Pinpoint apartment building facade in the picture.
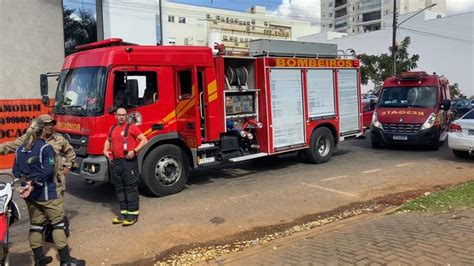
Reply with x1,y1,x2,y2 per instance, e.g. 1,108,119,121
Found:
162,2,318,52
321,0,446,35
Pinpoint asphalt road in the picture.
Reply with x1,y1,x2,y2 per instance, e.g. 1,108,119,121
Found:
5,134,474,265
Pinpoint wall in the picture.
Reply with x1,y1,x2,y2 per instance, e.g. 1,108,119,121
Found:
102,0,158,44
0,0,64,99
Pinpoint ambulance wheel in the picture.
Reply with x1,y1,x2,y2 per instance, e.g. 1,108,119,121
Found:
305,127,334,164
141,144,190,197
371,139,381,149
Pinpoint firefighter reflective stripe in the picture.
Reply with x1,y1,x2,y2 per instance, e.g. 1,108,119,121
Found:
30,224,44,233
127,211,139,215
53,222,65,229
120,210,128,214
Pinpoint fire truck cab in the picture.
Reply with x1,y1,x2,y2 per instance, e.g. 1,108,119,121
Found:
370,71,451,150
41,38,363,196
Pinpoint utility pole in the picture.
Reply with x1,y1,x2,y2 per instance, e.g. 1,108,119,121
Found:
392,0,397,76
159,0,163,45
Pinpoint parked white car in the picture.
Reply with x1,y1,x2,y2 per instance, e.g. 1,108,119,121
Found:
448,109,474,158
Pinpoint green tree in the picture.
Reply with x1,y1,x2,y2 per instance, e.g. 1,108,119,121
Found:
449,83,462,98
63,7,97,56
360,37,420,93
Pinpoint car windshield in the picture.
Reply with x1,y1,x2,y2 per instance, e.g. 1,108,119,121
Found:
462,110,474,119
379,86,437,108
53,67,107,116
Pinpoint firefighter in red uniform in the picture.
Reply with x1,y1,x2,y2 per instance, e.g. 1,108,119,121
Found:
103,107,148,226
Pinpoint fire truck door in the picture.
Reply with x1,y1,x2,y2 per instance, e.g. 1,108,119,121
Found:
175,67,200,148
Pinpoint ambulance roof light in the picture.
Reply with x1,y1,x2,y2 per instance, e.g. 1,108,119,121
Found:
75,38,137,52
399,71,428,81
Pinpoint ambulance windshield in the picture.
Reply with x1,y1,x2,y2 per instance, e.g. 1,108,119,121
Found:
53,67,107,116
379,86,437,108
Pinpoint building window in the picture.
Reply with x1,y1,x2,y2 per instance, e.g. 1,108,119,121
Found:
168,16,175,23
362,11,381,22
62,0,99,56
179,17,186,23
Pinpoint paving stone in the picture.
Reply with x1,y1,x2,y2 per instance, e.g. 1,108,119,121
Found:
218,208,474,265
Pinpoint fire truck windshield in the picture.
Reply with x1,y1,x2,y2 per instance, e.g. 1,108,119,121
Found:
379,86,437,108
53,67,107,116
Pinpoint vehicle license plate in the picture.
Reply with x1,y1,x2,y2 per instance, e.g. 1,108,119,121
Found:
393,135,408,141
468,130,474,135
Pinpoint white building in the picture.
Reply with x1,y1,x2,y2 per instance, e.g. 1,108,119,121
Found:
321,0,446,35
300,11,474,96
100,1,319,51
161,2,319,51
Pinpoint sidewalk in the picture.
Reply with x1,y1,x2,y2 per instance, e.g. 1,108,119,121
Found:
212,208,474,265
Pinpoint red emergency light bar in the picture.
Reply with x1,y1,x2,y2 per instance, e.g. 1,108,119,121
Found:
75,38,137,52
398,71,429,81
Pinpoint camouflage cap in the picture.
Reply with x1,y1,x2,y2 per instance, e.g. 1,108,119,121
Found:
37,114,57,125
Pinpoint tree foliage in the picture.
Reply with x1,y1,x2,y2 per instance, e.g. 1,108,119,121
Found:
360,37,420,93
449,83,463,98
63,7,97,56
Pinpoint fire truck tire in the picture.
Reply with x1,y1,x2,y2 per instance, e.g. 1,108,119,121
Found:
304,127,334,164
141,144,190,197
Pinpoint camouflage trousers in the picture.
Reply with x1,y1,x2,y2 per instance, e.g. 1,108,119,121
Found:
26,198,68,250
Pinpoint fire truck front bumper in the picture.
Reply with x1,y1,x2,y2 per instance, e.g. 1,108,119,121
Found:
370,126,439,145
70,155,110,182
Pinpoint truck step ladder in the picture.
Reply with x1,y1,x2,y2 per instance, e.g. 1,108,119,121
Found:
229,152,268,162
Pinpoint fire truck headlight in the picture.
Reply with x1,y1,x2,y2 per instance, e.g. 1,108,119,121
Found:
371,112,383,129
421,113,437,130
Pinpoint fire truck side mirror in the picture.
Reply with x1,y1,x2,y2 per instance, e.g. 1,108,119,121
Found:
441,99,451,111
41,95,50,106
369,99,377,111
125,80,139,107
40,74,48,97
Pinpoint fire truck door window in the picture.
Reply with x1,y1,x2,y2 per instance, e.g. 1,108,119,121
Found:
113,71,158,107
178,70,193,99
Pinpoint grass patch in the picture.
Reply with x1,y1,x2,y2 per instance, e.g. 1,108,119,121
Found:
398,181,474,212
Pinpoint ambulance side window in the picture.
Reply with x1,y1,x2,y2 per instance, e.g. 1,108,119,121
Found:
178,70,193,99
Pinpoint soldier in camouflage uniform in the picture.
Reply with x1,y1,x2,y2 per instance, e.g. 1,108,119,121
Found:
0,114,75,196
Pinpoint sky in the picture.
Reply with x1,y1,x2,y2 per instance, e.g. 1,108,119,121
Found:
169,0,474,25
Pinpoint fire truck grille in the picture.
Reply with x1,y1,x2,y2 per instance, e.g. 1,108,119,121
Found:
382,123,422,134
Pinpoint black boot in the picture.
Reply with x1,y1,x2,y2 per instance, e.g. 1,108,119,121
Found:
32,247,52,266
58,246,86,266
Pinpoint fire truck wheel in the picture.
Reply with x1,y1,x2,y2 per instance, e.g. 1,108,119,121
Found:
141,144,190,197
305,127,334,164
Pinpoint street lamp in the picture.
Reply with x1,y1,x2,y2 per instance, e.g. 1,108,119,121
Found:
392,2,437,76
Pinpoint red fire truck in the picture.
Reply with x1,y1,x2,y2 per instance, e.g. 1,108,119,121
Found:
40,38,363,196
